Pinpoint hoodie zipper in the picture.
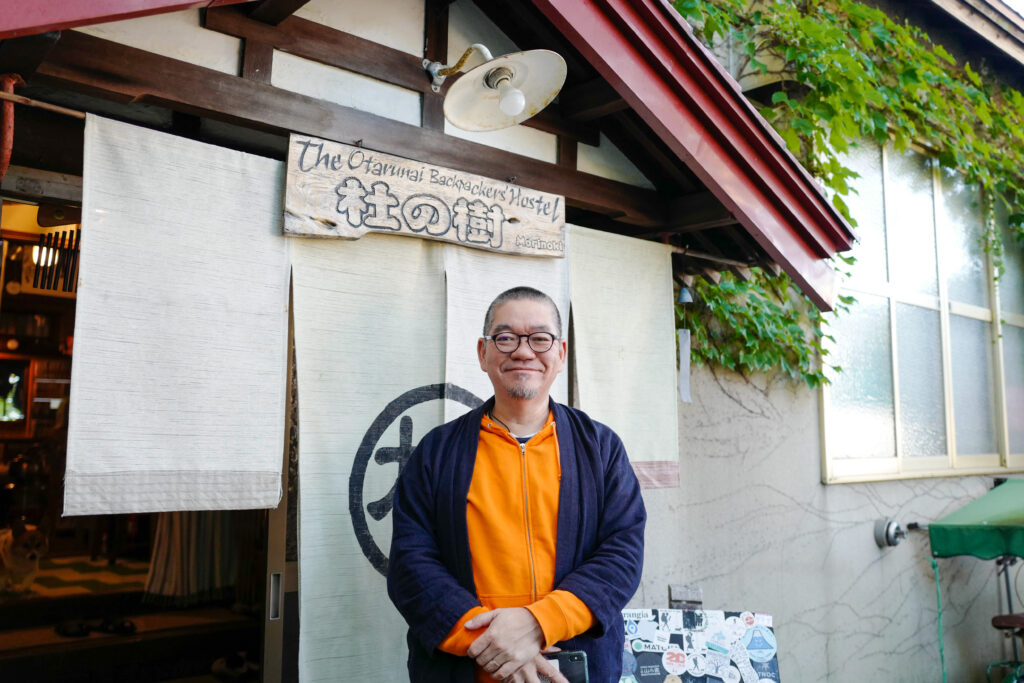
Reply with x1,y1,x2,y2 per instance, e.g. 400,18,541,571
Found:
519,440,538,603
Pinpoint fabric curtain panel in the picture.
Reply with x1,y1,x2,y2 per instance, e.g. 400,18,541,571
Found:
291,235,448,681
568,225,678,465
65,115,290,515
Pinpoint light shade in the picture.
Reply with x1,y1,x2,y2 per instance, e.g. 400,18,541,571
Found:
444,49,567,132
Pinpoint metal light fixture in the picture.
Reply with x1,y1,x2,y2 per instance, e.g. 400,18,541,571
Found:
424,44,567,132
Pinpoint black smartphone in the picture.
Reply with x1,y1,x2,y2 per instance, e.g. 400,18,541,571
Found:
541,650,588,683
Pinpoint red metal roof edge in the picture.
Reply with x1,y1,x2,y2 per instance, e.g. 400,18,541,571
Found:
0,0,249,40
532,0,856,311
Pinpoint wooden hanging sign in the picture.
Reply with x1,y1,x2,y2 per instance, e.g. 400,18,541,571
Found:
284,134,565,257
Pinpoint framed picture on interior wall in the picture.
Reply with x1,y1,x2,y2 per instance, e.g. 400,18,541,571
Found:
0,354,33,438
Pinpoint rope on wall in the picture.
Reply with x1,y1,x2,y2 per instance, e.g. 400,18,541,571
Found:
931,557,948,683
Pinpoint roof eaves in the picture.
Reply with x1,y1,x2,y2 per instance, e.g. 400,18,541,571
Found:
531,0,856,311
929,0,1024,68
0,0,250,40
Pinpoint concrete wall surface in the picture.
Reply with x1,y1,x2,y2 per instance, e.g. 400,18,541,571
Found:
634,364,1018,682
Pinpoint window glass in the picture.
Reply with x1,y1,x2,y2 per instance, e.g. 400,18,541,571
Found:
843,143,888,285
938,167,988,307
950,315,997,454
887,147,938,296
895,303,946,456
1004,324,1024,454
998,201,1024,316
827,293,896,459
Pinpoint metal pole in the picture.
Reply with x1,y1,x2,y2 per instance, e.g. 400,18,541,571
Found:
1000,555,1020,663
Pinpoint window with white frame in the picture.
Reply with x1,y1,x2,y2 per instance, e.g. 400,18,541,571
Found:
822,141,1024,483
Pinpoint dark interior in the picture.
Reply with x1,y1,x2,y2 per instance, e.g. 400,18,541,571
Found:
0,200,266,683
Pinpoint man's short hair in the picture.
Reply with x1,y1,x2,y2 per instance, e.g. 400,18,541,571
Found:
482,286,562,337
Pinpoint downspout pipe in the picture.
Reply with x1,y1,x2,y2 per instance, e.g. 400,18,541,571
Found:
0,73,26,184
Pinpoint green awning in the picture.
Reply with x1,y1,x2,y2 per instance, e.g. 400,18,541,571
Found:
929,479,1024,560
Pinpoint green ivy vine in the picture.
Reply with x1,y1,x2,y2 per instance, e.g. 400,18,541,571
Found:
671,0,1024,387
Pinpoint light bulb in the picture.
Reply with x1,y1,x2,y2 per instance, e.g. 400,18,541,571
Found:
31,246,58,266
497,80,526,117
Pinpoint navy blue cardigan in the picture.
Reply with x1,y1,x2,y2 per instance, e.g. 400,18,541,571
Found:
387,398,646,683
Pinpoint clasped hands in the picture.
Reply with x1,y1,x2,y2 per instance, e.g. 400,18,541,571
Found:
465,608,569,683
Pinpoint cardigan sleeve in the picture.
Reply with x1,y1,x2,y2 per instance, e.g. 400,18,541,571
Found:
554,426,646,640
387,434,483,653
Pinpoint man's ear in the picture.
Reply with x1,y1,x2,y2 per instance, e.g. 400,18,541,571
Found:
477,337,487,371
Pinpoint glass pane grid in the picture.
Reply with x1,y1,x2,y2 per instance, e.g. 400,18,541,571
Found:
824,293,896,460
895,303,947,458
885,145,939,297
1003,324,1024,454
949,314,998,455
823,142,1022,482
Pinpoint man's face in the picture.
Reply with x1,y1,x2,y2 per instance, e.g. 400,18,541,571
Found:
477,298,566,402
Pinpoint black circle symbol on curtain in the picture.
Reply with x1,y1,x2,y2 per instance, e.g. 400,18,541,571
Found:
349,383,482,576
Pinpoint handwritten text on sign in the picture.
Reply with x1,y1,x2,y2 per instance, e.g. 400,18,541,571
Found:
284,135,565,257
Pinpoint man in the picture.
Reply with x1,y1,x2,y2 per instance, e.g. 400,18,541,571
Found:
388,286,646,683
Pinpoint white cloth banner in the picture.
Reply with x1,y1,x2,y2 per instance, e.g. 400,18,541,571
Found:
292,235,468,682
678,329,692,403
569,225,678,461
66,115,289,515
442,245,569,421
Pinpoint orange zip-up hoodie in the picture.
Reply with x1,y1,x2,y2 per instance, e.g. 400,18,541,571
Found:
438,413,594,681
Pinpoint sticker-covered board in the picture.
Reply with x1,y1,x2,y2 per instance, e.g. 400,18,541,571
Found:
620,608,780,683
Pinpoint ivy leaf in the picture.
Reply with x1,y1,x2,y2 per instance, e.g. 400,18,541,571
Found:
831,194,851,220
977,101,993,127
792,117,815,135
868,22,891,42
965,63,982,87
780,128,802,154
933,44,956,65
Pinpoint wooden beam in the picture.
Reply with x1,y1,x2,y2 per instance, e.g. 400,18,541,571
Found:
520,108,598,146
422,0,449,130
557,136,576,168
241,39,273,83
204,6,594,143
669,191,734,230
205,7,430,94
560,78,627,121
10,107,84,177
684,230,753,281
668,245,750,270
0,0,250,40
0,32,62,79
248,0,312,26
0,165,82,205
36,31,668,226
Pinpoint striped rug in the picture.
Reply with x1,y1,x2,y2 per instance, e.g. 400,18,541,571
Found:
29,556,148,597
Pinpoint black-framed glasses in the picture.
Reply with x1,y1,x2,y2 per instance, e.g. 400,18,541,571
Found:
483,332,558,354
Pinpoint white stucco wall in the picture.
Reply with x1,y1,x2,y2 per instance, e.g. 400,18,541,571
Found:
635,364,1014,682
578,134,655,190
294,0,424,56
77,9,241,75
271,52,422,127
